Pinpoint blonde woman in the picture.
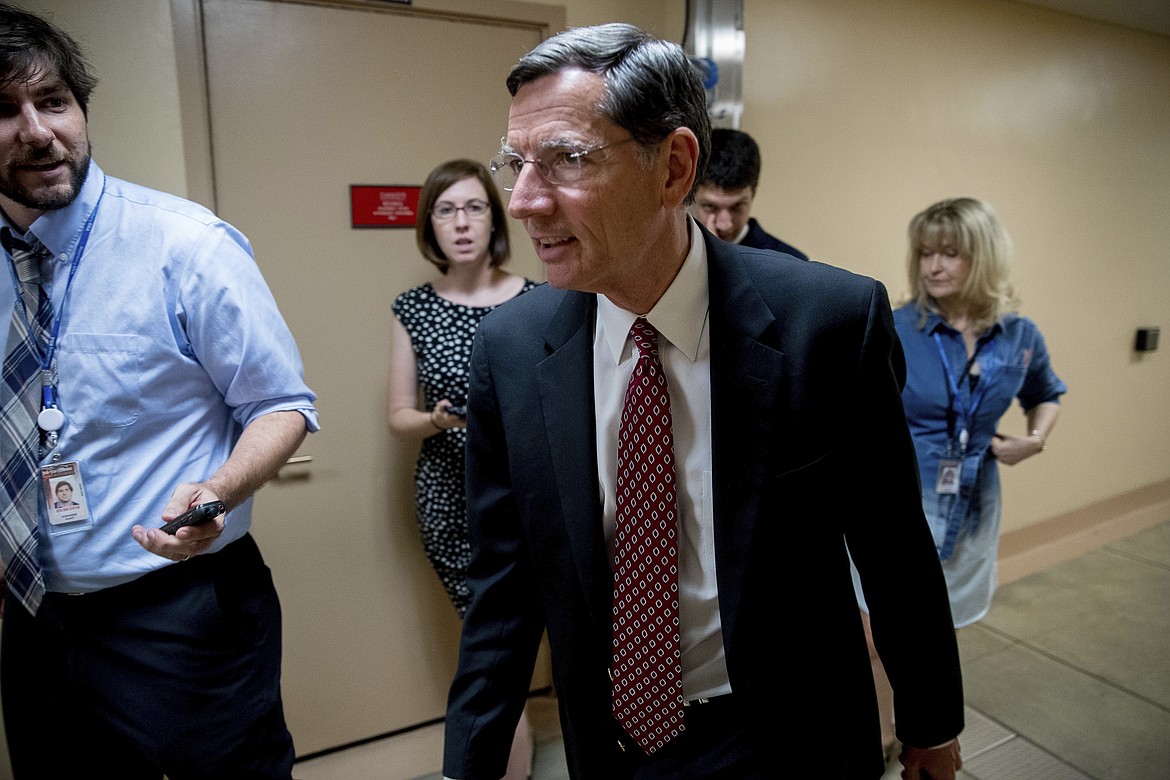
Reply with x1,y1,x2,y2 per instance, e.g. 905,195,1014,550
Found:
861,197,1066,757
894,196,1064,623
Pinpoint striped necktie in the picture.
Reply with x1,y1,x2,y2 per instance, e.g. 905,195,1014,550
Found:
0,233,52,614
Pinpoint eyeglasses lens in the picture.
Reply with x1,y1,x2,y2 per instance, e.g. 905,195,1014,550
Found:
432,201,490,220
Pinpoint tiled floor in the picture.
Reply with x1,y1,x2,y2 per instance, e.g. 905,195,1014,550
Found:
951,519,1170,780
294,520,1170,780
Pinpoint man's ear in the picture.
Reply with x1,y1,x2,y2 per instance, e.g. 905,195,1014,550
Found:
661,128,700,209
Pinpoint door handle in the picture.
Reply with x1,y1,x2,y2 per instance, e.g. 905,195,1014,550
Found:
272,454,313,483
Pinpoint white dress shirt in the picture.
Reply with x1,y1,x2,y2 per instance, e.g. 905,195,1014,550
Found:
593,219,731,701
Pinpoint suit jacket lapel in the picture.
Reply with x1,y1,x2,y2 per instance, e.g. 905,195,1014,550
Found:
706,234,788,649
536,291,611,627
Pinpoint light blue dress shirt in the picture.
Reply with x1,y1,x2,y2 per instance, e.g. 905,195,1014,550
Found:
0,161,318,593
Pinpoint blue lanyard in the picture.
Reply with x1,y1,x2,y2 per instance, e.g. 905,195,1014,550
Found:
932,329,996,453
4,183,106,410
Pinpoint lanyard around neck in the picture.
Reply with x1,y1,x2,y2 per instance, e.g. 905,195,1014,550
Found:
932,328,996,452
3,184,106,384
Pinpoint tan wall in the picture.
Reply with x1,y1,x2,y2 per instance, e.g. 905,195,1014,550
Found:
16,0,1170,559
18,0,189,198
559,0,682,35
738,0,1170,532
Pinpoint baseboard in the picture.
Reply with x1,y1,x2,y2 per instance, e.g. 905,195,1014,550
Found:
997,477,1170,585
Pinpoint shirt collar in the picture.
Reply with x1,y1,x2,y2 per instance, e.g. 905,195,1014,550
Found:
924,307,1007,338
0,226,25,254
732,221,750,245
923,309,950,335
597,217,709,364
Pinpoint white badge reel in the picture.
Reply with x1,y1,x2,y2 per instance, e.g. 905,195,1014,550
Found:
38,407,65,432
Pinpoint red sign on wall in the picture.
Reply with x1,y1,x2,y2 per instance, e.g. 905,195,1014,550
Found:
351,184,421,228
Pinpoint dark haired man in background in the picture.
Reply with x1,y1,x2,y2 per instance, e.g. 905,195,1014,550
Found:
692,127,809,260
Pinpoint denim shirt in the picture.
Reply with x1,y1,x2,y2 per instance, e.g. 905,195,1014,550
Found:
0,161,318,592
894,303,1066,559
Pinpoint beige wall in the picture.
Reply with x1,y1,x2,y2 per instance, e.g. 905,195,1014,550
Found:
560,0,682,36
738,0,1170,532
18,0,189,197
15,0,1169,541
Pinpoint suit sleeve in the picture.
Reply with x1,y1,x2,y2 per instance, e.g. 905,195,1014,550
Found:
845,281,965,748
442,324,545,780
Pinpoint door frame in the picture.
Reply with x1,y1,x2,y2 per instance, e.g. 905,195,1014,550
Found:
168,0,565,210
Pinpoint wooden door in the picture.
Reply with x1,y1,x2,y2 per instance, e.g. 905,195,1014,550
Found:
199,0,548,754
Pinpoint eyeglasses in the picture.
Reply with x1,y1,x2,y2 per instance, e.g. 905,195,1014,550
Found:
431,200,491,221
489,136,637,192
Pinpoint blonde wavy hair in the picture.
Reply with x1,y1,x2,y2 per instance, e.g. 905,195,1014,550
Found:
906,196,1020,332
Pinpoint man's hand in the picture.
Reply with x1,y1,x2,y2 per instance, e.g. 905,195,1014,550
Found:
130,482,226,563
128,411,307,563
900,739,961,780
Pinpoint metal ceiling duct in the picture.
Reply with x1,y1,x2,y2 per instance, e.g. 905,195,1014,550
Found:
684,0,745,129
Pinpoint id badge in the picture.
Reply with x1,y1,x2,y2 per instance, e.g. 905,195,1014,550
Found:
936,459,962,495
40,461,93,529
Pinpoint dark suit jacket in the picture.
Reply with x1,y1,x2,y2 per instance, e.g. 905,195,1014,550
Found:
443,230,963,779
742,216,809,261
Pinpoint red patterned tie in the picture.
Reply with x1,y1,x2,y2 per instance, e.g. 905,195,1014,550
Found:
611,317,684,754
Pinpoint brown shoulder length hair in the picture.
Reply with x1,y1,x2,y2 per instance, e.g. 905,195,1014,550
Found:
415,159,510,273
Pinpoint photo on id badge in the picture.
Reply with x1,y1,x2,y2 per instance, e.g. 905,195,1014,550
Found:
936,460,961,495
41,462,93,531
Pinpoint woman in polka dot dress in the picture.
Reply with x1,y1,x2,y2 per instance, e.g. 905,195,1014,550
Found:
387,159,536,778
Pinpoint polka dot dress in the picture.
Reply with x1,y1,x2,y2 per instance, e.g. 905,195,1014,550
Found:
391,280,536,616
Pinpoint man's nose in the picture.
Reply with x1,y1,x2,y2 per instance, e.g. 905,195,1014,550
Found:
507,165,554,219
16,104,54,146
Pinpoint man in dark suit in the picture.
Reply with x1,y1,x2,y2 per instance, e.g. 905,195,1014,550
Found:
443,23,963,780
691,128,810,260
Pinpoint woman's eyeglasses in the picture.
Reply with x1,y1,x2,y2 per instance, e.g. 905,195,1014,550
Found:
431,200,491,221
